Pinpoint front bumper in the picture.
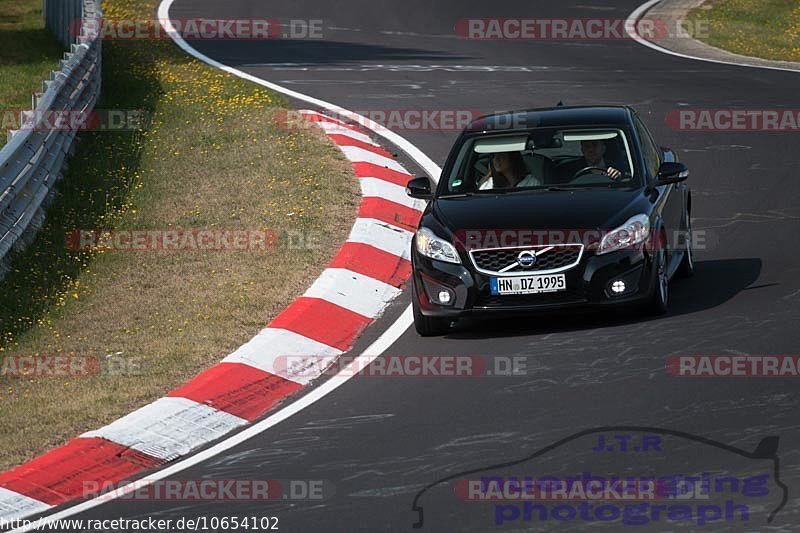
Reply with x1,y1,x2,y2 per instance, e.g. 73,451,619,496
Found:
412,246,656,318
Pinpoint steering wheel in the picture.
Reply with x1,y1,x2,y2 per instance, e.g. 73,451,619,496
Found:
572,166,611,179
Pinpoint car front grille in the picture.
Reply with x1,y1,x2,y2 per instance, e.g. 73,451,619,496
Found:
469,244,583,275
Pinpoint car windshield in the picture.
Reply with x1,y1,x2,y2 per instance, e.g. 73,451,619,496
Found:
442,128,637,195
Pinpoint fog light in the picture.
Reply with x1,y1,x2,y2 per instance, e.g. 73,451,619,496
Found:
611,280,626,294
420,273,456,306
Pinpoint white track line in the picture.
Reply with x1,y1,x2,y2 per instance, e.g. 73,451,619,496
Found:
626,0,800,74
8,1,442,529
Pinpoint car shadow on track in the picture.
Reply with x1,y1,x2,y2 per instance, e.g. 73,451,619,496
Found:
445,258,762,339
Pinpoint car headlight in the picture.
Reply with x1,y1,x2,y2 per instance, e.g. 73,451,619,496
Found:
415,227,461,264
598,214,651,255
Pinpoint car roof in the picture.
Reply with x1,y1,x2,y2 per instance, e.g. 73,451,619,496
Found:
465,105,633,133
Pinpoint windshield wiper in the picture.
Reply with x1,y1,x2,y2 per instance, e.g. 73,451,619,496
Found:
546,186,592,191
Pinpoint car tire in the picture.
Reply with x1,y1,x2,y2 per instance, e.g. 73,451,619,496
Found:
412,293,451,336
676,211,695,279
647,235,669,315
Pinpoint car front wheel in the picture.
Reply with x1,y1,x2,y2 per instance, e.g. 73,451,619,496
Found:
647,239,669,315
676,210,695,278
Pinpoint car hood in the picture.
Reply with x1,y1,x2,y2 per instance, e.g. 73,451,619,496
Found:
432,189,650,234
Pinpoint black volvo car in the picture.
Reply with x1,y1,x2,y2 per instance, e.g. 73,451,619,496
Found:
406,106,693,335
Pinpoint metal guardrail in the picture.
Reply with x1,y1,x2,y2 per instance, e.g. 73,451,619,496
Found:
0,0,102,278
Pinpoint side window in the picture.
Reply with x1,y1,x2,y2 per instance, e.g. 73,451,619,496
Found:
634,116,660,179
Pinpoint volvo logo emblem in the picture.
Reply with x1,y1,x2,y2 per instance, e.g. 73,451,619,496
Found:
517,251,537,268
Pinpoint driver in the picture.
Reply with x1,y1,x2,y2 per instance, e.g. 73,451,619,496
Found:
560,140,624,181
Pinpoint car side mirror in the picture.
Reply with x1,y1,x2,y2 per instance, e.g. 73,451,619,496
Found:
655,162,689,185
406,176,433,200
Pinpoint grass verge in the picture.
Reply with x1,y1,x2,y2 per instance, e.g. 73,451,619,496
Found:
687,0,800,62
0,0,360,471
0,0,63,146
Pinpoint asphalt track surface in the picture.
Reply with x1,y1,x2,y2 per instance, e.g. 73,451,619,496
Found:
43,0,800,531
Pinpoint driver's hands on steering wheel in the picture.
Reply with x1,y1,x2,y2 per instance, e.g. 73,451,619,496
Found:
572,166,626,181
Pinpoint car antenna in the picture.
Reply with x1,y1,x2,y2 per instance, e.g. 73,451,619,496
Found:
556,100,565,107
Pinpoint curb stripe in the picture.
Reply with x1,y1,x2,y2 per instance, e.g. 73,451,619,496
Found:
358,197,423,231
0,487,52,520
359,177,424,211
82,398,248,462
222,327,343,384
329,242,412,287
315,121,374,144
0,438,163,506
269,297,373,352
339,145,409,173
353,162,414,186
298,109,352,128
347,217,414,259
328,134,393,157
303,268,402,319
167,363,303,422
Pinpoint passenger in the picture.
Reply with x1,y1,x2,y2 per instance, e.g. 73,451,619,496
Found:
482,151,541,189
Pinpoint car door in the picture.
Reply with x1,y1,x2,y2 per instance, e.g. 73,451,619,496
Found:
634,114,683,265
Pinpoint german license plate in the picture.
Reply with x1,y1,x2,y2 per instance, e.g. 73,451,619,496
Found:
490,274,566,295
